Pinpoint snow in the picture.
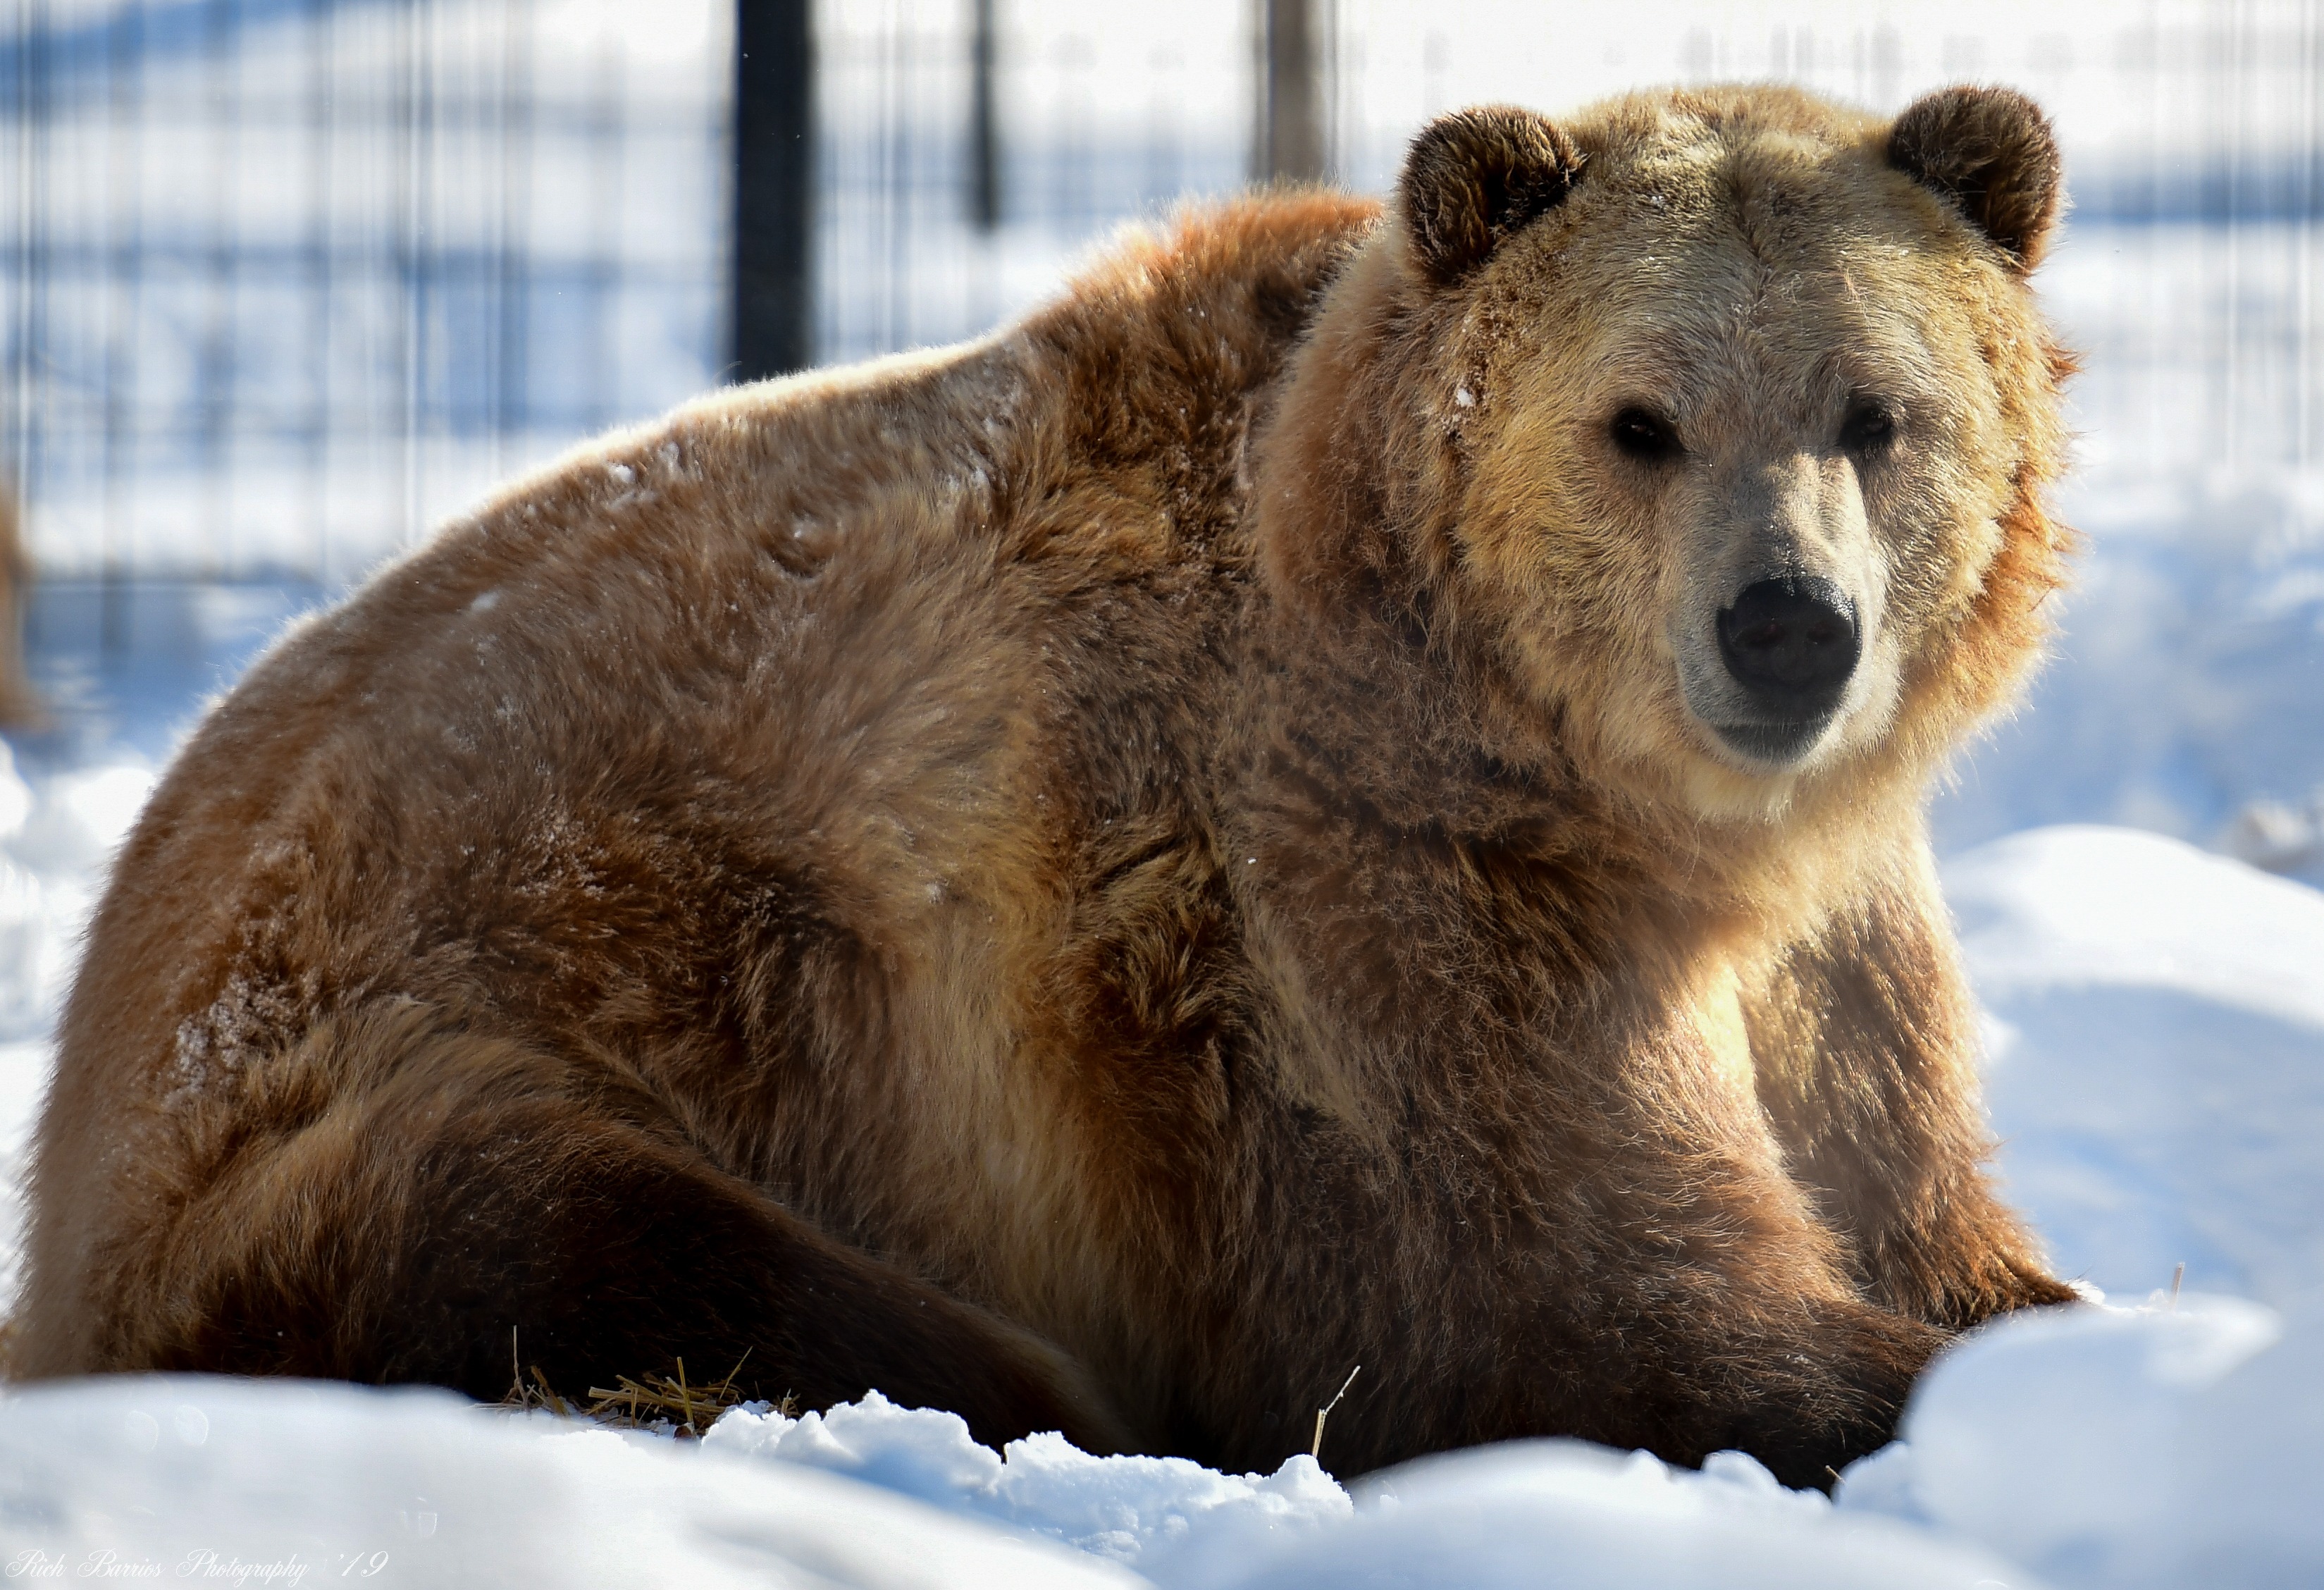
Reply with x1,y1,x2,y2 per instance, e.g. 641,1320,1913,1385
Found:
1929,475,2324,877
1841,1294,2324,1590
1948,827,2324,1309
0,1376,1144,1589
701,1393,1353,1577
1219,1445,2027,1590
704,1398,2041,1589
0,1377,2039,1589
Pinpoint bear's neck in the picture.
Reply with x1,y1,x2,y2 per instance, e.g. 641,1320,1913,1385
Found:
1226,583,1884,925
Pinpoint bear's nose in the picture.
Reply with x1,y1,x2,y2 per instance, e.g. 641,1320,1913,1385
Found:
1715,577,1860,717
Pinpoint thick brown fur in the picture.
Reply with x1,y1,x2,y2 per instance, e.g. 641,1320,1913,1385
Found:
20,85,2079,1489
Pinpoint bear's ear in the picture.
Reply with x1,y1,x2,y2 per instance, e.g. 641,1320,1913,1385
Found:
1887,86,2063,273
1397,106,1586,285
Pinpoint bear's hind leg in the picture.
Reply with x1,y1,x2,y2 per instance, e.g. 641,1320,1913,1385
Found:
103,1004,1128,1453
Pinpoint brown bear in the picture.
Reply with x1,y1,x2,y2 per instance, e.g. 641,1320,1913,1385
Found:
17,83,2079,1489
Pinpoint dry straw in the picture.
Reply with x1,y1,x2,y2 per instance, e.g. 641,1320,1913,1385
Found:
500,1330,786,1436
1311,1364,1362,1465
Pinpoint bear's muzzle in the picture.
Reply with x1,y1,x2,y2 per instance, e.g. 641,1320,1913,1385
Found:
1709,574,1862,762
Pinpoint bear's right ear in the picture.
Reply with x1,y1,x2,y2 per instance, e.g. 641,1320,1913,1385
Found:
1888,86,2063,273
1397,106,1586,285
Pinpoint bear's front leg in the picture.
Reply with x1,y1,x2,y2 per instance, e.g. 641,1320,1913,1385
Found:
1742,846,2079,1327
1223,1004,1952,1489
1483,1041,1951,1490
1224,801,1962,1486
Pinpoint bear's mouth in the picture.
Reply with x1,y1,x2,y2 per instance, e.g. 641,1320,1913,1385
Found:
1707,716,1838,765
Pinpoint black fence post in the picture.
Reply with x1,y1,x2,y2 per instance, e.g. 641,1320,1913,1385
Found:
733,0,814,381
1255,0,1323,183
969,0,999,230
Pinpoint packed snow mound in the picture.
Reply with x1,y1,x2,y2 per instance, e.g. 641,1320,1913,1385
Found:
698,1393,2036,1589
1181,1442,2034,1590
0,1375,2039,1590
1946,822,2324,1026
1944,825,2324,1307
0,1376,1143,1590
703,1392,1350,1570
1843,1293,2324,1590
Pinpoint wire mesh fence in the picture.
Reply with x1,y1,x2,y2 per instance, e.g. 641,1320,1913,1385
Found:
3,0,729,590
3,0,2321,595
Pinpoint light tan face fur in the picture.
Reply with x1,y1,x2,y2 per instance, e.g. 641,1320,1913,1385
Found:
1446,113,2031,822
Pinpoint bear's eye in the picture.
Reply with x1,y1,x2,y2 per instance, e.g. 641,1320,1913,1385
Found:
1839,402,1898,458
1609,407,1681,463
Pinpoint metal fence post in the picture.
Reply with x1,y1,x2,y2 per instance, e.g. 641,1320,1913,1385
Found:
970,0,1000,230
734,0,814,380
1255,0,1323,183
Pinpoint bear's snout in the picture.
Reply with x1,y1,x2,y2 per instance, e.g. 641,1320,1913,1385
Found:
1710,576,1861,759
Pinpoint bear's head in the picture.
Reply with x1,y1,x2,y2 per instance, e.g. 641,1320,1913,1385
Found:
1260,85,2074,830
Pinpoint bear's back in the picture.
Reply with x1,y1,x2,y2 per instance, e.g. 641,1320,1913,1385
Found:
22,193,1378,1382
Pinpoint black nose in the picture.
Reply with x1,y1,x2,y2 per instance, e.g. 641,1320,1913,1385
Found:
1715,577,1861,717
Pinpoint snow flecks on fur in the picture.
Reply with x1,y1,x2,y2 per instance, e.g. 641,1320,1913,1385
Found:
166,972,307,1102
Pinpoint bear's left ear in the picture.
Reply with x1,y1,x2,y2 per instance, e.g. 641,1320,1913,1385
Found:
1397,106,1586,285
1888,86,2063,273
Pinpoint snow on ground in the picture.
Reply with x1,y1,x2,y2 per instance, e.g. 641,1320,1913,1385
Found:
0,1377,1149,1589
1948,826,2324,1310
2,1295,2312,1587
2,502,2323,1580
1842,1293,2324,1590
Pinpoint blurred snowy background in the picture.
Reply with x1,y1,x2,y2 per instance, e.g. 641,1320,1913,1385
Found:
5,0,2324,856
3,2,2323,1586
